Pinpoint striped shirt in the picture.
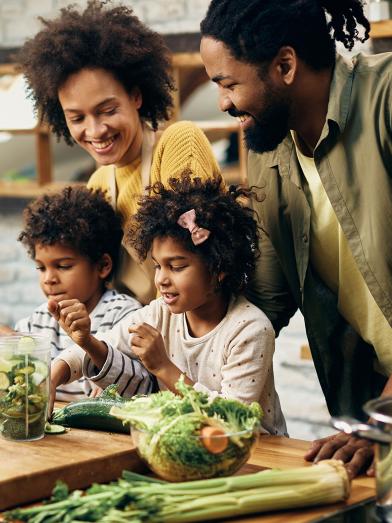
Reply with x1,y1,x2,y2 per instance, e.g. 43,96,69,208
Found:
15,290,142,402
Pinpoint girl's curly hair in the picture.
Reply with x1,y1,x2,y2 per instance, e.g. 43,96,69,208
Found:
18,0,174,144
127,172,260,296
19,186,123,280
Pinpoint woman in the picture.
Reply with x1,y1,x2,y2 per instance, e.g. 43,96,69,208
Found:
20,0,221,304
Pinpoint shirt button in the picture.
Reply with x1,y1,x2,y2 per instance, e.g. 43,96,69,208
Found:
302,233,308,243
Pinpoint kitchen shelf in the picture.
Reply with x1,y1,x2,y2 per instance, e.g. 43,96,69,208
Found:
0,180,85,199
1,51,246,198
0,180,84,198
370,20,392,39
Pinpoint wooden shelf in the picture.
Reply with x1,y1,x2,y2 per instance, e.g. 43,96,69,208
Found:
0,180,84,199
370,20,392,39
172,52,204,68
1,50,247,197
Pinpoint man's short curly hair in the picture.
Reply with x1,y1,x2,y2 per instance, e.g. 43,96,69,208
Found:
127,172,260,296
18,186,123,280
18,0,174,144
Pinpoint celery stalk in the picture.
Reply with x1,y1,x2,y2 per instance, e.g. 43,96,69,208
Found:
158,460,350,522
5,460,350,523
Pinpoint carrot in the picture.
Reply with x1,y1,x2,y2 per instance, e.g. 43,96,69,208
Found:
200,426,229,454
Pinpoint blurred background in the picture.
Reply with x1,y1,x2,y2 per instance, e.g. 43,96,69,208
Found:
0,0,391,440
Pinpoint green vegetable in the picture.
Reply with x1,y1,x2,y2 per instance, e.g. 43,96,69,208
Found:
51,385,128,434
110,376,262,481
44,422,67,434
0,353,49,441
0,371,10,390
4,461,350,523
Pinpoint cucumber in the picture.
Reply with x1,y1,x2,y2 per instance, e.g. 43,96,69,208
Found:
0,372,10,390
51,386,128,434
44,422,67,434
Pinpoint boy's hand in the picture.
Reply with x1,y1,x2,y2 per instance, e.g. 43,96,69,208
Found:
48,299,91,347
129,322,171,375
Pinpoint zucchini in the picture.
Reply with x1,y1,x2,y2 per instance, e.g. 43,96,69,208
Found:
51,385,129,434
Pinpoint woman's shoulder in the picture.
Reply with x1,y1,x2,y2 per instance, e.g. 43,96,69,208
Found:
157,120,215,154
152,120,220,183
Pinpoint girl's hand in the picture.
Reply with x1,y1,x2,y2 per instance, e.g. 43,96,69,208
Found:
129,322,171,375
89,382,103,398
48,299,91,347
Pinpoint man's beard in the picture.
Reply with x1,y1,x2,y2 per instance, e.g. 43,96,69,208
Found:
244,102,290,153
230,89,291,154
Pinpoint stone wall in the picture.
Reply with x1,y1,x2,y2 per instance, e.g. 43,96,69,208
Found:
0,199,42,328
0,0,210,47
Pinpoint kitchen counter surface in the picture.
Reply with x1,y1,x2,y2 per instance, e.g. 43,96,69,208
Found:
0,431,375,521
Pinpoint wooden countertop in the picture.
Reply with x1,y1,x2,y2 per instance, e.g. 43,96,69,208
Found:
0,432,375,522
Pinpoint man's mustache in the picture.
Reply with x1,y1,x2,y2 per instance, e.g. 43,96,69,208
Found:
227,107,250,118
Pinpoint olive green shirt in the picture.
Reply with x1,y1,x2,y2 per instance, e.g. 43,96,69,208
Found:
247,53,392,418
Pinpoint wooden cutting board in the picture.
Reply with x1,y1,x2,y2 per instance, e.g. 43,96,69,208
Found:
0,428,145,510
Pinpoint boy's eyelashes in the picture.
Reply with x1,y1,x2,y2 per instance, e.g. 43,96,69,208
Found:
35,264,73,271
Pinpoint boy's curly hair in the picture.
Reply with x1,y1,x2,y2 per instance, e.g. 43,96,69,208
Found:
127,172,260,295
19,186,123,279
18,0,174,144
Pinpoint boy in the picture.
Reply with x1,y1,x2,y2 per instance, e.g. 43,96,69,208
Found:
10,186,154,403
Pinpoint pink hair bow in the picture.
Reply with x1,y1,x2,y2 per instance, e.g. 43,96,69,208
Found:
177,209,211,245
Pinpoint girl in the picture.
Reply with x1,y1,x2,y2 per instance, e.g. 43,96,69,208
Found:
51,174,287,435
19,0,221,305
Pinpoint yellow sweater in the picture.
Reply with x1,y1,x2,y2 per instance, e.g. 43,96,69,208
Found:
88,121,221,303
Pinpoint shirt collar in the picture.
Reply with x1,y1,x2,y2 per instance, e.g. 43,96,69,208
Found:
325,53,354,133
264,53,355,169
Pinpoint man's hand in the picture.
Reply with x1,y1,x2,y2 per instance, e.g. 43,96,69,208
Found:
304,432,375,478
48,299,91,347
49,359,71,416
129,322,171,375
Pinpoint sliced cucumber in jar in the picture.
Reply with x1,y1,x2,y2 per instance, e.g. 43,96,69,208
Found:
0,372,10,390
16,336,36,353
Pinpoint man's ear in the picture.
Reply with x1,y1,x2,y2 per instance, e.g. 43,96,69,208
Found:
271,46,297,86
98,253,113,280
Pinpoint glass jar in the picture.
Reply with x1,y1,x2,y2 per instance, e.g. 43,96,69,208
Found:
0,334,50,441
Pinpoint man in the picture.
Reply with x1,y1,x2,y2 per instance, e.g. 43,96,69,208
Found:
200,0,392,478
